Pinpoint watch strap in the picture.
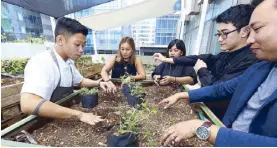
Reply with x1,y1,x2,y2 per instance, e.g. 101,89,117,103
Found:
202,121,212,128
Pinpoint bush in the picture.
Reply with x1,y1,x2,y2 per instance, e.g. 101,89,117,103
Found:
1,58,29,74
1,33,45,44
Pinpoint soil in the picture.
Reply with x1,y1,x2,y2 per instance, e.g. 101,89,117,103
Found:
1,76,24,87
33,85,212,147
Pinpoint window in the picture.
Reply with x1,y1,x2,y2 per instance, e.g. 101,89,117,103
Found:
21,26,26,33
17,13,23,21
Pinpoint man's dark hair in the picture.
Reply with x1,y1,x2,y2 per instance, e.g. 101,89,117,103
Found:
54,17,88,42
216,4,255,31
251,0,277,9
167,39,186,57
251,0,264,7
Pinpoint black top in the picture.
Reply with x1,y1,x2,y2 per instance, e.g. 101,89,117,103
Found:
152,62,197,84
173,45,260,87
111,61,137,78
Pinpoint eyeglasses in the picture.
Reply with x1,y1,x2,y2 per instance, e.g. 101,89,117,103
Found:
214,28,239,39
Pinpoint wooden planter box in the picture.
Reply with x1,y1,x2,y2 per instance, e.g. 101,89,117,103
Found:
1,80,224,147
76,64,103,79
1,64,103,130
1,82,27,129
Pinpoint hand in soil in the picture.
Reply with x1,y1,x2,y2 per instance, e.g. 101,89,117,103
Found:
160,119,204,147
158,92,187,109
78,112,105,125
99,81,108,92
105,81,117,94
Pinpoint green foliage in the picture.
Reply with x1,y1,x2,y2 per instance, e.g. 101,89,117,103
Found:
142,130,158,147
1,33,7,42
114,102,157,135
75,54,93,69
1,34,45,44
101,56,105,62
1,58,28,74
120,75,134,85
25,34,45,44
120,75,145,98
79,87,99,96
130,82,145,98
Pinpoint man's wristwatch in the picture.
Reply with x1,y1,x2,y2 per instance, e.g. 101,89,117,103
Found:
195,121,212,141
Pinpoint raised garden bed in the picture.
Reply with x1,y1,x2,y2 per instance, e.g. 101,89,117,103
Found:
77,64,103,79
1,76,24,87
1,81,25,129
2,82,215,147
1,60,103,130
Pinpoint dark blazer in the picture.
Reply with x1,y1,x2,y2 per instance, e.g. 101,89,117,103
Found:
189,61,277,146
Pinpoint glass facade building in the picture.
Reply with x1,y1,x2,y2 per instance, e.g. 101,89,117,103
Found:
73,0,182,55
1,2,53,42
155,0,181,45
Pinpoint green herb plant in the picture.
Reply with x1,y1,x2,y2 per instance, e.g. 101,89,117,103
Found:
79,87,99,96
114,102,158,136
142,130,158,147
130,82,145,98
120,75,134,85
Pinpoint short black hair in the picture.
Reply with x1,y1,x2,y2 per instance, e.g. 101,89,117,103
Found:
55,17,88,42
251,0,277,9
167,39,186,57
216,4,255,31
251,0,264,7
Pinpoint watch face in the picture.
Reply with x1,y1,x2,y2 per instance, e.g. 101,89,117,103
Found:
196,126,209,140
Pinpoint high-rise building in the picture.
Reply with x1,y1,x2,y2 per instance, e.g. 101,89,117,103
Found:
1,2,54,42
74,0,131,54
73,0,181,55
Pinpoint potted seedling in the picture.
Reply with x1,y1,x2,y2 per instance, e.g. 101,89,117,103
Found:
79,87,99,108
106,103,157,147
120,76,145,108
129,83,146,108
120,75,133,97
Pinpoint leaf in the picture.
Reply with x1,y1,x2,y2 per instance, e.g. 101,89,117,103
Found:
151,109,158,114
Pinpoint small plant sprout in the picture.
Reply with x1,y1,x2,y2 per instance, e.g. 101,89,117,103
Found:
114,102,158,136
120,75,134,85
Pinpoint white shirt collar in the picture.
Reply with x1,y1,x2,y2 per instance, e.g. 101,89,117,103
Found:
52,46,73,66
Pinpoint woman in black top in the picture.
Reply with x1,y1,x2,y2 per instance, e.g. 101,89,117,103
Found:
152,39,197,86
101,37,146,93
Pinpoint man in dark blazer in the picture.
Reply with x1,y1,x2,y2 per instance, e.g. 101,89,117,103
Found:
159,0,277,146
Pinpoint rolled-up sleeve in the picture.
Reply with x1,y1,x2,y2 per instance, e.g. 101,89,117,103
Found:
215,127,277,146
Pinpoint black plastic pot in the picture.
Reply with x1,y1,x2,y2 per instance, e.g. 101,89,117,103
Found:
127,95,143,109
122,84,131,97
107,131,137,147
81,94,98,108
